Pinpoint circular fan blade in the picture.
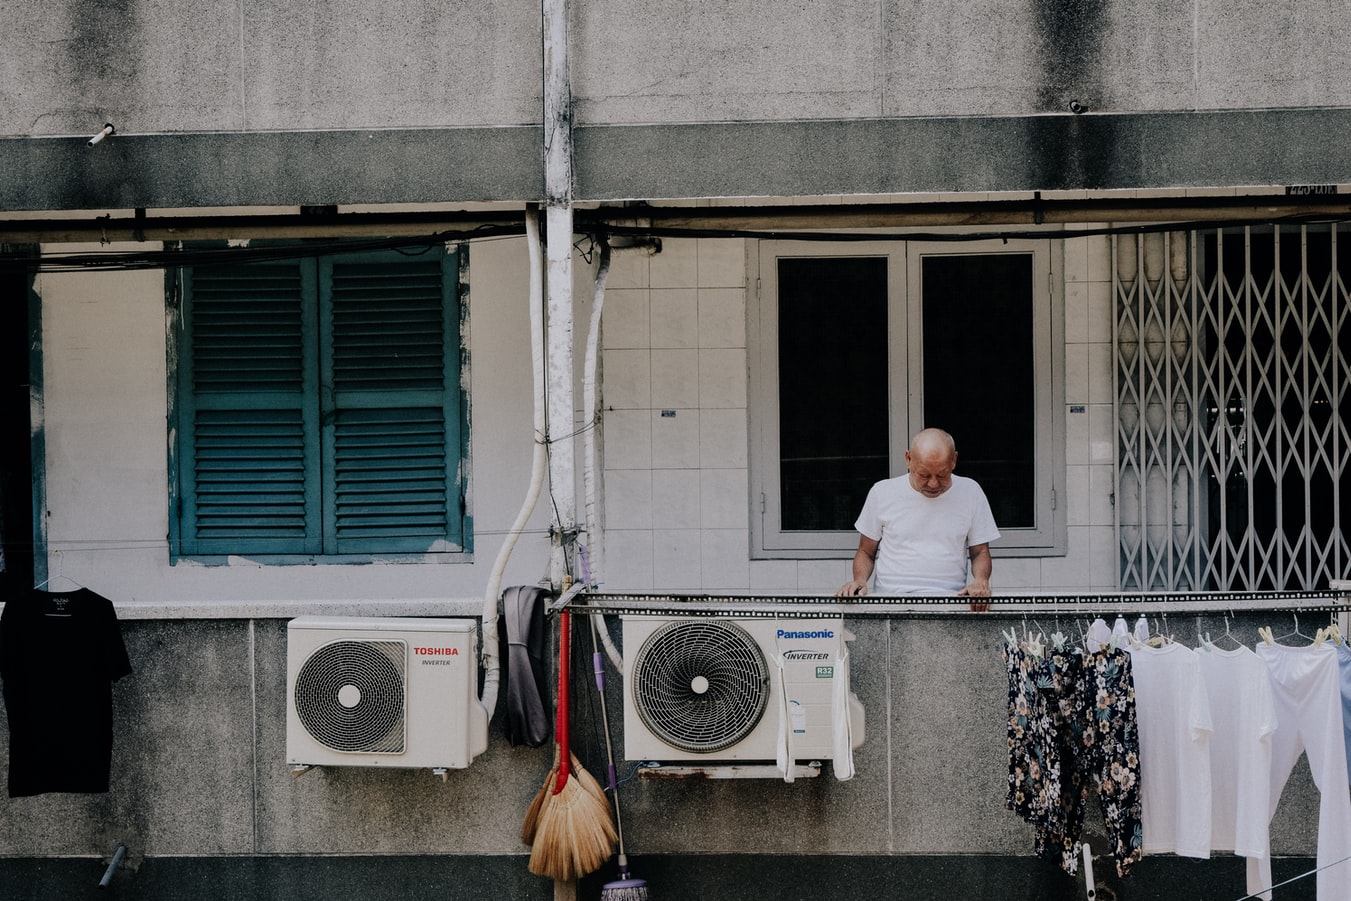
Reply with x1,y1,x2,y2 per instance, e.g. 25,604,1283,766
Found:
632,620,770,753
294,639,406,753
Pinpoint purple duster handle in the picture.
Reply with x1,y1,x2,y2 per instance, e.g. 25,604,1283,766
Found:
594,649,620,792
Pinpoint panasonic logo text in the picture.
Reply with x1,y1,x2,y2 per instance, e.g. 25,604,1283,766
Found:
776,629,834,640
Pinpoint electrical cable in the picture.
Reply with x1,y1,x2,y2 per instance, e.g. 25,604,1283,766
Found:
7,208,1351,275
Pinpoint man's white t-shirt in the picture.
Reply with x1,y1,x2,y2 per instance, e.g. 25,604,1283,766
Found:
854,474,1000,594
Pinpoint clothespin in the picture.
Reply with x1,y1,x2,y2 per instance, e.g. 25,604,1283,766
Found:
1314,627,1328,649
1258,626,1274,646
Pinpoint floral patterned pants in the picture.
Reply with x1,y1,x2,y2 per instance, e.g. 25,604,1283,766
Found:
1006,643,1144,878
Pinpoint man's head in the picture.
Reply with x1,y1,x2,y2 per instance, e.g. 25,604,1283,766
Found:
906,428,958,498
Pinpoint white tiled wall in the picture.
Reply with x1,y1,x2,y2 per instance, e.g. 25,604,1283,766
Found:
1037,231,1119,592
599,232,1120,595
601,237,754,591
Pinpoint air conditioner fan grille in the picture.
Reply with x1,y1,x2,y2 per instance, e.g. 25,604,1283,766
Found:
294,639,406,753
631,620,770,753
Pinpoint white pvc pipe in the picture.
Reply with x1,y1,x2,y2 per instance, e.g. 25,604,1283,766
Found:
479,209,547,720
580,240,625,672
581,240,610,586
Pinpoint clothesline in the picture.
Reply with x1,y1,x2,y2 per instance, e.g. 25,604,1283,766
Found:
1234,851,1351,901
562,589,1351,619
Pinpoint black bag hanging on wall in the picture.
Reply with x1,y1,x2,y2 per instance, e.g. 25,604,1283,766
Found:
500,584,551,747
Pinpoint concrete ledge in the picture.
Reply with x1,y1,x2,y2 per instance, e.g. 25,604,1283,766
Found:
0,855,550,901
0,853,1318,901
6,110,1351,211
575,108,1351,200
0,127,544,211
576,853,1317,900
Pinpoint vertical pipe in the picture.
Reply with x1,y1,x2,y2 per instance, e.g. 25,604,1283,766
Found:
543,0,576,589
542,0,571,209
546,207,576,588
542,0,579,885
478,210,546,721
582,241,611,587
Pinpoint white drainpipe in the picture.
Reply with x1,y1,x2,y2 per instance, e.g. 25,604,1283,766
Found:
478,210,546,722
480,0,578,724
543,0,576,591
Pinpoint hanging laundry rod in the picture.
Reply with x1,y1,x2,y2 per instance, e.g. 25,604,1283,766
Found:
561,589,1351,619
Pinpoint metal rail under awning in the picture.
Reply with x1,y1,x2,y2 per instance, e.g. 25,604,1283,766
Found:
559,588,1351,619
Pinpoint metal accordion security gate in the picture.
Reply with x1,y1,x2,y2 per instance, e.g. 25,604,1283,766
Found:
1115,224,1351,592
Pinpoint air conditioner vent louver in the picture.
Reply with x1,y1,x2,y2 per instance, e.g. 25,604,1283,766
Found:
293,639,406,753
631,619,770,753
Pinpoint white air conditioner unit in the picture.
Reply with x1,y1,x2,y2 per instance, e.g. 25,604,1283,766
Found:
622,616,864,765
286,616,488,771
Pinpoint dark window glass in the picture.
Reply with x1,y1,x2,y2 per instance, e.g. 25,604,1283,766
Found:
920,254,1036,529
777,257,889,531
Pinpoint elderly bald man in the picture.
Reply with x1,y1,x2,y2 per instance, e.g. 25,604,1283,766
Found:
836,428,1000,611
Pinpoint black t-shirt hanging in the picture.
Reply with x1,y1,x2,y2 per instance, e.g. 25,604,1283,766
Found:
0,587,133,797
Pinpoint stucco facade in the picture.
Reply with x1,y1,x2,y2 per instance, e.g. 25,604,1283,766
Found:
2,1,1350,899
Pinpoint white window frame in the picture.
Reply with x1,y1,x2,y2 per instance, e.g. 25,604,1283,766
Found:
748,237,1065,558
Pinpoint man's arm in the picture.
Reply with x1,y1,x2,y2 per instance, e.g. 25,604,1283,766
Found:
836,535,879,596
958,543,993,610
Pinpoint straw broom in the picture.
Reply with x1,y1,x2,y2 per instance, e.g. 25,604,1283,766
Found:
528,610,616,881
522,619,611,847
524,749,608,849
520,744,558,846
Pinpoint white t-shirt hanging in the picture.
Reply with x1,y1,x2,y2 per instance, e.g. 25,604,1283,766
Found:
1129,641,1214,858
1197,645,1276,860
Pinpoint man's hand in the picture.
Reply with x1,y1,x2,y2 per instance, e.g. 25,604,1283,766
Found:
961,543,994,611
957,579,991,612
836,580,869,597
839,536,879,598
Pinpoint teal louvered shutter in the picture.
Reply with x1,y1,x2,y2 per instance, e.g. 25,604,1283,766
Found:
319,248,464,554
178,260,322,554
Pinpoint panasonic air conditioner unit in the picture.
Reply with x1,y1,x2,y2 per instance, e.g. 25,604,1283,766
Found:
621,616,864,765
286,616,488,771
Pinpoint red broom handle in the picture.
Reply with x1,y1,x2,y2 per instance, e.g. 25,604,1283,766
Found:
553,609,571,793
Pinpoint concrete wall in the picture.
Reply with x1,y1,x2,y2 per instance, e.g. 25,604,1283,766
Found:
0,613,1329,900
1,0,542,136
7,2,1351,208
7,0,1351,139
